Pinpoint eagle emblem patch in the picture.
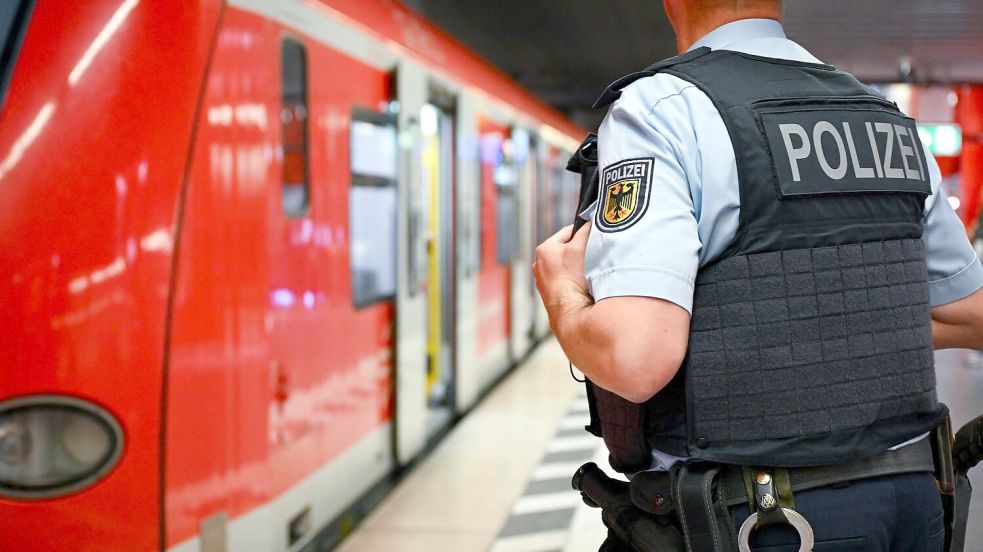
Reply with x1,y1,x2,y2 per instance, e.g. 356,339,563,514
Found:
596,158,653,232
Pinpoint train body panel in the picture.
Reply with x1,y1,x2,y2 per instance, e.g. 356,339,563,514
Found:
311,0,582,140
0,1,222,549
0,0,582,549
164,7,397,548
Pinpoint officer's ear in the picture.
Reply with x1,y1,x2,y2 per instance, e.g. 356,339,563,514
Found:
663,0,682,31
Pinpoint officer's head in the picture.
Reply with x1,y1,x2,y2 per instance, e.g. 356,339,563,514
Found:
664,0,782,51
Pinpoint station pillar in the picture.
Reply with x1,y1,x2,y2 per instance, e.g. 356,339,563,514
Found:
957,86,983,229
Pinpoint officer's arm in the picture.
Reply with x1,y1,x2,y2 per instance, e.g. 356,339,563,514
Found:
550,78,702,403
931,287,983,350
554,295,691,404
533,221,692,404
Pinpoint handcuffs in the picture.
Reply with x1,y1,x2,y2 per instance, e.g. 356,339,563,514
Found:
737,468,815,552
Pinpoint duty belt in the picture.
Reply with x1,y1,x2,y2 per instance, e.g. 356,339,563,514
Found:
716,437,935,508
574,437,937,552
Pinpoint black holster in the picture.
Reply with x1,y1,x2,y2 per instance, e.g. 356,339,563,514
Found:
574,462,742,552
946,414,983,552
573,462,685,552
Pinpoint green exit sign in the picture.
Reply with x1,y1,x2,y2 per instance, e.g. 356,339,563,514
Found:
917,124,962,157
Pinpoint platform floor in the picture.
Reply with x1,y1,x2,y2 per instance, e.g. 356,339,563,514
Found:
339,340,983,552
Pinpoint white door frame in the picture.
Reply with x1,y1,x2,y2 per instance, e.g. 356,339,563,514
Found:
453,94,481,412
394,60,429,465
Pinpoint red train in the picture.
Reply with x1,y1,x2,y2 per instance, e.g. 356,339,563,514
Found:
0,1,582,550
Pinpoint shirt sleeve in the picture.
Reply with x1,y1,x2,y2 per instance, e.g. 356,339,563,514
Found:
585,83,702,313
921,144,983,306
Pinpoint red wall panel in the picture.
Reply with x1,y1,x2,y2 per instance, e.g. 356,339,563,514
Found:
957,86,983,228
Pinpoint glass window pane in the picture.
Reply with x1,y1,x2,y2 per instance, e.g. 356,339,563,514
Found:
496,190,516,263
350,109,398,308
0,1,33,110
281,39,309,217
351,120,397,179
485,131,518,265
350,186,397,307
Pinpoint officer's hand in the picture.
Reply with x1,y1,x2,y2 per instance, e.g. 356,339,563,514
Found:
533,222,593,315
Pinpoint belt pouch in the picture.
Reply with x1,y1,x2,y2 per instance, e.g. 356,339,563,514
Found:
672,462,737,552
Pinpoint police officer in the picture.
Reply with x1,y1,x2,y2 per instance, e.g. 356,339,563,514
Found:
533,0,983,550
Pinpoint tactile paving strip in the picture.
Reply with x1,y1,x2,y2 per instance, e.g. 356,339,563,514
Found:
489,392,602,552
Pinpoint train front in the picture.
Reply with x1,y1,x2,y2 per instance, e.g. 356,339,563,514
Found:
0,1,221,549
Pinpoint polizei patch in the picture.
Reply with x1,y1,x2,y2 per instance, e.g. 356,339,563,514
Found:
596,158,653,232
759,105,932,198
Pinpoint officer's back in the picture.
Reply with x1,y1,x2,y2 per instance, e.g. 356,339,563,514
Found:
532,1,983,551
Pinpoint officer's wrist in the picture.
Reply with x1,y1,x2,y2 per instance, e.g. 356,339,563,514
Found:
547,284,593,338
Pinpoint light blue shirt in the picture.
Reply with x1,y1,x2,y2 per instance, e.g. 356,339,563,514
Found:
584,19,983,472
585,19,983,315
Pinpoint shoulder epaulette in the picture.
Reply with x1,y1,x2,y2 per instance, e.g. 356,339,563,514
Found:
592,46,712,109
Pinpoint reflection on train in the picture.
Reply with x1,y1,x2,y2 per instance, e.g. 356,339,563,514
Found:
0,1,582,550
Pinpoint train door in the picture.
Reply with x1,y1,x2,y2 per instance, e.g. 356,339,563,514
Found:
420,87,457,434
393,62,429,464
454,95,482,411
509,128,534,359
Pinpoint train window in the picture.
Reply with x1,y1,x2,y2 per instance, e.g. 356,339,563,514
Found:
496,184,517,264
498,128,532,264
0,1,35,111
493,134,518,265
512,128,533,263
350,108,398,308
280,38,309,217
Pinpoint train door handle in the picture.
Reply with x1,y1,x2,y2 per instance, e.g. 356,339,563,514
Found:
271,360,289,404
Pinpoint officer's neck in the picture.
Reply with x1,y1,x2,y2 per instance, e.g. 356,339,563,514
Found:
672,9,782,53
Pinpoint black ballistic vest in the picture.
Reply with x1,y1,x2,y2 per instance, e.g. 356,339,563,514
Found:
586,48,947,473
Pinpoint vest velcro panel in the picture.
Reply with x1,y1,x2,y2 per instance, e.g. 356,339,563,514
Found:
688,239,937,445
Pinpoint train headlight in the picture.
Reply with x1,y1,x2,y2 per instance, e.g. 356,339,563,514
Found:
0,396,124,499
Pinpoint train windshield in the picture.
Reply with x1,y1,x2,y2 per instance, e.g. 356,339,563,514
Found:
0,0,33,111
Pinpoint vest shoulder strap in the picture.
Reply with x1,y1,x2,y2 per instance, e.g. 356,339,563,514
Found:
592,47,712,109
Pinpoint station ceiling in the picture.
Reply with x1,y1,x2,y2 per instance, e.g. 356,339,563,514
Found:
404,0,983,130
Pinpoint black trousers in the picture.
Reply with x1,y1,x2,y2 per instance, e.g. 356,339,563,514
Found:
599,472,944,552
